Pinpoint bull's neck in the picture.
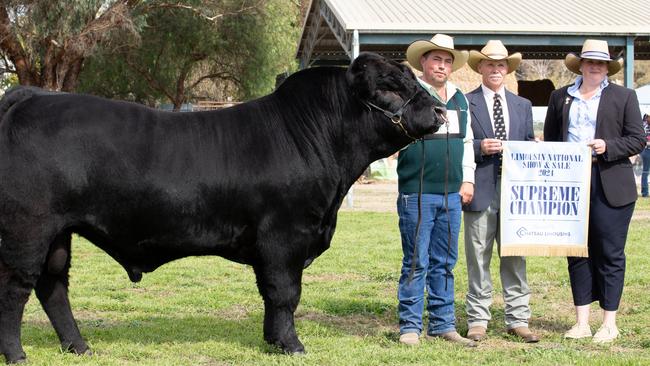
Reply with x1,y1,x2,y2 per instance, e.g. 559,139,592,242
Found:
333,106,409,190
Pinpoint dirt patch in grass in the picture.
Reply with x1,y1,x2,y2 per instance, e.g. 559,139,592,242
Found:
339,181,398,213
302,272,365,283
297,310,395,337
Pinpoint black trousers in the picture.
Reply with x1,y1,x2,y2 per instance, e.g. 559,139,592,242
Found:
567,165,635,311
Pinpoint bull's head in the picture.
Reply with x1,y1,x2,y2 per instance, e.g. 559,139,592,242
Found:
346,52,446,139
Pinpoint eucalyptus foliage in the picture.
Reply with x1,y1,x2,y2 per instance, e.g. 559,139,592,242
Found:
0,0,301,108
0,0,140,91
78,0,301,109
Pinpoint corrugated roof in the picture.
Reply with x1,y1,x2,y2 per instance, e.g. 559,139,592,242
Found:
297,0,650,85
326,0,650,35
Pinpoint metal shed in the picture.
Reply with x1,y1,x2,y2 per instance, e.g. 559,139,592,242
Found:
296,0,650,87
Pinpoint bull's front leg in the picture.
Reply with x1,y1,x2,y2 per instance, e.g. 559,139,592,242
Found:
253,256,305,354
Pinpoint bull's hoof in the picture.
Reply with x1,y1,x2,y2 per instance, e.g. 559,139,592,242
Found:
287,348,306,356
280,342,305,355
5,352,26,364
74,347,93,356
63,343,92,356
6,358,26,365
266,339,305,355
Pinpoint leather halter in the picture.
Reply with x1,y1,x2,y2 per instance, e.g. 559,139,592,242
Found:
362,94,418,140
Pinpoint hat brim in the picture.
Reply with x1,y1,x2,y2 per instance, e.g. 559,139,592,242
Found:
564,53,623,76
406,40,468,72
467,51,522,74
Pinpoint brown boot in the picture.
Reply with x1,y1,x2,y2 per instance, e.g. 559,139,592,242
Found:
507,326,540,343
466,326,487,341
432,331,477,347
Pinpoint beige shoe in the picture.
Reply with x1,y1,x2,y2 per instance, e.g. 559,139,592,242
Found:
399,332,420,346
433,331,477,347
564,323,592,339
593,325,619,343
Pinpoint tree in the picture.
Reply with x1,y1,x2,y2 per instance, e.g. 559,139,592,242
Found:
230,0,302,99
0,0,301,105
634,60,650,88
517,59,575,91
78,0,301,109
0,0,140,91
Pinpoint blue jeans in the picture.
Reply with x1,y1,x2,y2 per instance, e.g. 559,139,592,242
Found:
641,148,650,197
397,192,461,335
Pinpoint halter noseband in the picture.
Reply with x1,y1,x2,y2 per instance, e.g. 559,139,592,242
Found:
362,93,418,140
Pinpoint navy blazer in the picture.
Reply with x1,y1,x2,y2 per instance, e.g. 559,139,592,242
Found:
463,86,534,212
544,83,645,207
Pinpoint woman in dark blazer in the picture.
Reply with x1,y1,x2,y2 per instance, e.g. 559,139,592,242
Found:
544,39,645,343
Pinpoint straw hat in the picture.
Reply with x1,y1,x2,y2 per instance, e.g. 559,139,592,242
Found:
467,40,522,74
564,39,623,76
406,34,468,72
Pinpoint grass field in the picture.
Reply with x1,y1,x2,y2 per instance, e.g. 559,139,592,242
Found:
16,199,650,365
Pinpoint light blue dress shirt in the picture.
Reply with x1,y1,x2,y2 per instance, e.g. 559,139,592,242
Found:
566,76,608,143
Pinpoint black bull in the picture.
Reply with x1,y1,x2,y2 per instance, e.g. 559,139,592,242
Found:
0,52,445,363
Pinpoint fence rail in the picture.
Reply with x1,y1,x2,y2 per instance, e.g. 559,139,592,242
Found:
193,101,240,110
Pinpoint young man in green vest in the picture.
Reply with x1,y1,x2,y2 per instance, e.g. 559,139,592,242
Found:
396,34,476,347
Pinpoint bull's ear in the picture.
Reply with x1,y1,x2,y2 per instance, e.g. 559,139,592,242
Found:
346,52,383,100
396,62,416,80
347,53,417,102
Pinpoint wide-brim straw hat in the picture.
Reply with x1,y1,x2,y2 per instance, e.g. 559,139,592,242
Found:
406,34,468,72
565,39,623,76
467,40,522,74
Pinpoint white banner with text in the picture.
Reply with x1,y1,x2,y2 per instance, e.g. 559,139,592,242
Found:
499,141,591,257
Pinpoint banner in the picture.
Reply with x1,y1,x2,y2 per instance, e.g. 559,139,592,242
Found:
499,141,591,257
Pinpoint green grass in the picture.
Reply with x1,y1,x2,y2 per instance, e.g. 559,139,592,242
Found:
17,203,650,365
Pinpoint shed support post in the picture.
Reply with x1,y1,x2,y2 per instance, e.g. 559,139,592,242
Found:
625,36,634,88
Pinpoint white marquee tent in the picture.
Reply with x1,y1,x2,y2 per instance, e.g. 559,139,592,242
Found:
636,84,650,115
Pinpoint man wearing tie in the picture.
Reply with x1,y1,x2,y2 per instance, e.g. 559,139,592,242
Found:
462,40,539,343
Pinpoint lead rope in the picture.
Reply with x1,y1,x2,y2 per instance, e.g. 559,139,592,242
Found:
443,118,451,291
444,95,462,291
406,140,426,284
405,94,459,289
406,116,451,286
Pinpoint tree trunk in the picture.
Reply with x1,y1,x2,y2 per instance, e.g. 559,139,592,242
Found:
38,52,84,91
61,58,83,92
172,68,189,111
40,40,60,90
0,7,40,86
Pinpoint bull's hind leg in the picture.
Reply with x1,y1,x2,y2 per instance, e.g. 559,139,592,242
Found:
34,233,89,356
0,259,33,363
253,257,305,354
